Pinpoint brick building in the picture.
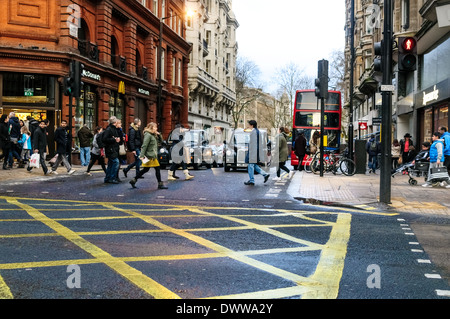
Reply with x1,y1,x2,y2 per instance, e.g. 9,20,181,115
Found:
0,0,192,157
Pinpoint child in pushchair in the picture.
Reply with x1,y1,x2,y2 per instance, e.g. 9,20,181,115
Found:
391,141,430,186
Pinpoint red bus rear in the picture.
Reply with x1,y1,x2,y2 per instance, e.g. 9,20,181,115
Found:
290,90,342,169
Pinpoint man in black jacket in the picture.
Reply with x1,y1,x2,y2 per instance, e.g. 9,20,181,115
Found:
123,118,142,178
49,120,75,175
27,120,49,175
103,116,123,184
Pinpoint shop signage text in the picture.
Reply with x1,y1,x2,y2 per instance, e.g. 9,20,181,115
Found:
138,88,150,96
82,70,101,81
422,85,439,106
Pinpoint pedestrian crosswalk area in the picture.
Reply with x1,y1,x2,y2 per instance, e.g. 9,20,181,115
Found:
0,196,352,299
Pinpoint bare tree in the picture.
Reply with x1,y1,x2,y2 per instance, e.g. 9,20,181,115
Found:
328,49,345,92
275,63,312,126
233,56,263,129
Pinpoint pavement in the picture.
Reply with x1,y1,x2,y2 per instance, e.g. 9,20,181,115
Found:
290,169,450,216
1,161,450,216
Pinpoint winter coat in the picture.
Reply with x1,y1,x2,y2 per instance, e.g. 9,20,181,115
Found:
140,129,158,159
54,126,69,154
245,128,265,164
0,121,11,149
277,132,289,162
32,127,47,154
102,123,123,159
127,123,142,151
441,132,450,156
429,139,444,163
19,133,32,150
391,144,401,158
294,134,307,158
77,126,93,148
8,117,21,139
91,133,102,156
366,138,380,156
400,138,414,155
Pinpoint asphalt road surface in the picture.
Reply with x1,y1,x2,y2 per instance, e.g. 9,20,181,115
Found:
0,166,449,302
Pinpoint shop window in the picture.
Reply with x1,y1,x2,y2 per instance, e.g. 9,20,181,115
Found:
109,91,124,121
75,84,97,132
2,73,55,107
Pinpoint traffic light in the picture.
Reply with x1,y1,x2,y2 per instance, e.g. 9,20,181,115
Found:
63,62,75,96
398,37,417,72
73,61,85,98
374,41,383,72
314,59,328,99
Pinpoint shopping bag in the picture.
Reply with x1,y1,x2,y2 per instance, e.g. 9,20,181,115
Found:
29,153,40,169
429,165,449,182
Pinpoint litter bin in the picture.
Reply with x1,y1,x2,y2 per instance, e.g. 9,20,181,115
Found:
354,139,367,174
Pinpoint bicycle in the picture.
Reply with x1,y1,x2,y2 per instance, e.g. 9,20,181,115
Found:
310,149,356,176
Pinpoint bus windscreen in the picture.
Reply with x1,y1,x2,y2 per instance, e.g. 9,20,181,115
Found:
296,92,340,111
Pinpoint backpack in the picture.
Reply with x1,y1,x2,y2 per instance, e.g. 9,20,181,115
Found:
370,140,378,152
96,131,105,149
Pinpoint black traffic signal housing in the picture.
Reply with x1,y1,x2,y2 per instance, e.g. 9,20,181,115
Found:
374,40,383,72
314,59,328,99
73,61,85,98
63,62,75,96
398,37,417,72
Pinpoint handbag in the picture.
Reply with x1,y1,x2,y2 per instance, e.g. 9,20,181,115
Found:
429,165,449,182
119,144,126,156
141,156,159,168
30,153,40,168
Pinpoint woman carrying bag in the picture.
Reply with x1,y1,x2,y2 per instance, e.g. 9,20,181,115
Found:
129,122,168,189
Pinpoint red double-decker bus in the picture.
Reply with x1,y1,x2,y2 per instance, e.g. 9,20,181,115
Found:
290,89,342,169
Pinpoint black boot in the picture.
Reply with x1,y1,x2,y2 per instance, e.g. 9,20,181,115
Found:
158,182,168,189
130,178,137,188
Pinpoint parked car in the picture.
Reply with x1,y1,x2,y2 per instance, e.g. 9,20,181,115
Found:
161,129,213,170
223,128,270,172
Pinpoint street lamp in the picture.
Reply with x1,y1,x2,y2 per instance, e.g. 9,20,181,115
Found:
157,10,194,135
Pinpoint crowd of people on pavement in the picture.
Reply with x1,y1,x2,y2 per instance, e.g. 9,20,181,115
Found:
366,128,450,189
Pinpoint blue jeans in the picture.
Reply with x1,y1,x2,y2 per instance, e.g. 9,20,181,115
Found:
80,147,91,166
247,163,268,183
105,157,120,182
368,155,378,171
124,149,141,174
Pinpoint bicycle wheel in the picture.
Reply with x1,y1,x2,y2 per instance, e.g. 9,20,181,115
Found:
304,156,313,173
311,154,321,174
340,158,356,176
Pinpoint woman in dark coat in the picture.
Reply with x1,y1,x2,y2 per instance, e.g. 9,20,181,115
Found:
294,129,307,171
0,114,11,170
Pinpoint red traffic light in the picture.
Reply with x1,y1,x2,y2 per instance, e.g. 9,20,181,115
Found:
401,37,416,52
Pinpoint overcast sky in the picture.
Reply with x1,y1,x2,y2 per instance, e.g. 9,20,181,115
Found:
232,0,346,93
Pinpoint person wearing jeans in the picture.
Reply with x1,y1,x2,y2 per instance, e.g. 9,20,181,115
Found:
102,116,123,184
77,124,93,166
244,120,269,185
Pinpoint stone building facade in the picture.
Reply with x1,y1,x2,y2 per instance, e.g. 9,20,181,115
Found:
344,0,450,144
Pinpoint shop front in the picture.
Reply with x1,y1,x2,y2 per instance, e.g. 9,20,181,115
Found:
0,72,58,155
416,79,449,143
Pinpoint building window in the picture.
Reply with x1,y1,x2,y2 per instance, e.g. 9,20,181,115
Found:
109,91,124,121
177,60,182,86
172,57,176,86
153,0,158,16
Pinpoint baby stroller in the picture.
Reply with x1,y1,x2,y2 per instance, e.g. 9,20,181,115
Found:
391,160,429,186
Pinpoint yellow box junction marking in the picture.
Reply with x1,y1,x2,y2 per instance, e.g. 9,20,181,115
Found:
0,196,352,299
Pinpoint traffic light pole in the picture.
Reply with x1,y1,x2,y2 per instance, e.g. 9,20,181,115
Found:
348,0,355,165
380,0,393,204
